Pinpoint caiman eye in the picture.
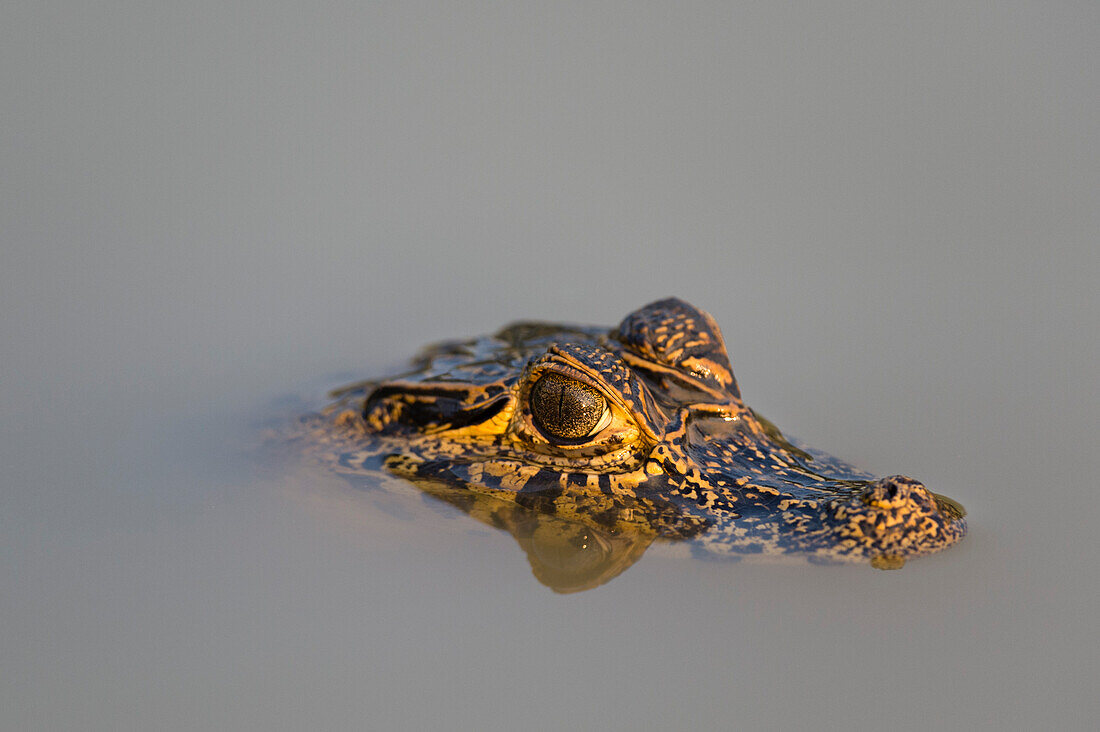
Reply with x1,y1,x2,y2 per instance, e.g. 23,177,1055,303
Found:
529,372,612,441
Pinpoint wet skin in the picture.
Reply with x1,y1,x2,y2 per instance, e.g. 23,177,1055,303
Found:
303,298,966,591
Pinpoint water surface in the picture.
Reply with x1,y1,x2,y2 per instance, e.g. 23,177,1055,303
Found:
3,2,1097,729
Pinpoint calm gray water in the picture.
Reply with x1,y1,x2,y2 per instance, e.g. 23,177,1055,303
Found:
3,2,1097,729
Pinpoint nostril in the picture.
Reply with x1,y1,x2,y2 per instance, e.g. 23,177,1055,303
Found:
861,475,926,510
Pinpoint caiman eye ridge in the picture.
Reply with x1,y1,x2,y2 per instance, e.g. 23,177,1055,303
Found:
529,372,611,441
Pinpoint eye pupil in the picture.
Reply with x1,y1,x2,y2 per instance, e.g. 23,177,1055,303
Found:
529,373,606,440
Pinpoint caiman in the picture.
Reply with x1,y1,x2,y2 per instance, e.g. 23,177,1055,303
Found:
298,298,966,592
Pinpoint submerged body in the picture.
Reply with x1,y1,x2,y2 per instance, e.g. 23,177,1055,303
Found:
302,298,965,591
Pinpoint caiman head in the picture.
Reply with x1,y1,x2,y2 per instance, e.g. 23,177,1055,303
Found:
314,298,966,591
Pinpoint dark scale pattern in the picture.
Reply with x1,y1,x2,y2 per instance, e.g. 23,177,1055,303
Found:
298,298,966,589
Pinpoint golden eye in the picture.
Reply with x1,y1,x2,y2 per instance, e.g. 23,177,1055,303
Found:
529,372,611,441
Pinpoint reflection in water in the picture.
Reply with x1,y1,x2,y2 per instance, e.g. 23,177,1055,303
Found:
312,461,967,592
410,476,655,593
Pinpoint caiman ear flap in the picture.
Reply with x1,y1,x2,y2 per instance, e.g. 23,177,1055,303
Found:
615,298,740,398
363,381,511,436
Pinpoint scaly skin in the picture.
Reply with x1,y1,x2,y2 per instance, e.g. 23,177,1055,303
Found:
299,298,966,591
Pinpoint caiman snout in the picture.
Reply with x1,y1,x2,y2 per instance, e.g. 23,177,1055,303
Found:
830,475,967,566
